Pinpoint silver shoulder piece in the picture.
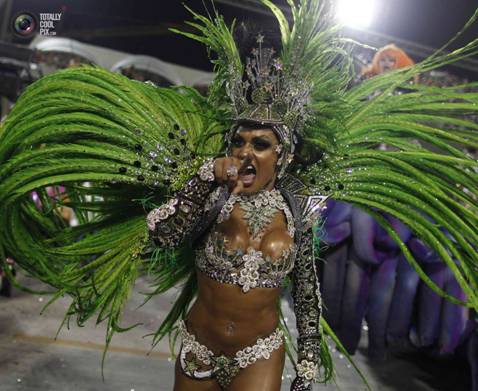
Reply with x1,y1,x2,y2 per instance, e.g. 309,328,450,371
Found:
296,194,329,231
276,173,308,195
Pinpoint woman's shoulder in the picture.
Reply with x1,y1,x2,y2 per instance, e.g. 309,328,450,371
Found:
276,174,329,231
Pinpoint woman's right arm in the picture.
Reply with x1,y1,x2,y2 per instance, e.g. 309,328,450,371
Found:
146,157,242,248
147,158,217,248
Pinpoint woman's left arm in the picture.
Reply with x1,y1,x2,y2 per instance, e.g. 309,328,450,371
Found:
291,226,323,391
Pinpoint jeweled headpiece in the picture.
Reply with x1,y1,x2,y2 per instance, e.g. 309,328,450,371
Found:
224,34,312,177
229,34,311,133
175,1,348,177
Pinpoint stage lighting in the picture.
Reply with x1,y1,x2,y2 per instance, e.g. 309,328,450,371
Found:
336,0,377,28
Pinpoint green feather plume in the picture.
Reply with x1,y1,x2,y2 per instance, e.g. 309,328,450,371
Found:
0,65,224,361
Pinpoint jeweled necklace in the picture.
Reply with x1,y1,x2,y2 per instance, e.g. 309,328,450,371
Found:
218,189,285,239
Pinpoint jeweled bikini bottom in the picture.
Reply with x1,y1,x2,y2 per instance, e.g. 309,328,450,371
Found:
178,320,284,389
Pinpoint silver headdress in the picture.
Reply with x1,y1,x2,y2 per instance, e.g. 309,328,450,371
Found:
226,34,313,177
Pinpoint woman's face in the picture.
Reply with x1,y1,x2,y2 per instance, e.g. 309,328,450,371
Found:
378,53,397,73
230,127,280,194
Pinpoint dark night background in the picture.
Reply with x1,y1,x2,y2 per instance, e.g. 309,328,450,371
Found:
2,0,478,79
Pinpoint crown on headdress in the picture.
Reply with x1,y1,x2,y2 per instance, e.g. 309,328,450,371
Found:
227,34,312,137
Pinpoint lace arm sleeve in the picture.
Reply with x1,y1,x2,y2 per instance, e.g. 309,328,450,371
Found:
146,158,216,248
291,226,323,388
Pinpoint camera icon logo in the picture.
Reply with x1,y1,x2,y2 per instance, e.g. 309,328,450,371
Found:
12,12,37,37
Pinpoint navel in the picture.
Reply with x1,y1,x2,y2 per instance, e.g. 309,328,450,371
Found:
225,322,236,336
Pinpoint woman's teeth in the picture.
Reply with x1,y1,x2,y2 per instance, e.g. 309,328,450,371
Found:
240,165,256,187
244,165,256,175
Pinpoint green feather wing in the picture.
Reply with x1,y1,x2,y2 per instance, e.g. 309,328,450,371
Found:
257,0,478,311
303,69,478,311
170,4,243,119
0,65,225,358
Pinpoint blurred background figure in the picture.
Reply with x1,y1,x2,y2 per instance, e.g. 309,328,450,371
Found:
361,43,416,79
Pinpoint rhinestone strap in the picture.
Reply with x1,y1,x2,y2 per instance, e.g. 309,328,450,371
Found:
178,320,283,369
235,327,283,368
179,321,214,366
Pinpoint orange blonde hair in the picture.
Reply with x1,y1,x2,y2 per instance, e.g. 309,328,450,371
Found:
361,44,415,79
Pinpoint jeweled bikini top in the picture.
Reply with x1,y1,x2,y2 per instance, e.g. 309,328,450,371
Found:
196,189,296,292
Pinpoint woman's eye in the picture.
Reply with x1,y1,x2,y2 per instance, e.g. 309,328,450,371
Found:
231,138,244,147
253,140,271,151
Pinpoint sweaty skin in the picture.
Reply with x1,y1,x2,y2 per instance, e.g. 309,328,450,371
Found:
174,128,292,391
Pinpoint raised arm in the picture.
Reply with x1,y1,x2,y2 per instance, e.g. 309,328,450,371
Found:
146,158,216,248
147,156,245,248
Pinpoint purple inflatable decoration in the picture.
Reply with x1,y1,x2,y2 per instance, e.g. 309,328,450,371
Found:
387,254,421,350
320,199,478,389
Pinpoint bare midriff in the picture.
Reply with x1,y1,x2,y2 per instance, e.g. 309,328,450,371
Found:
185,203,292,357
187,272,280,356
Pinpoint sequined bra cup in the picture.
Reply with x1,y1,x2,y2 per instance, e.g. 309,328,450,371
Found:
196,189,296,292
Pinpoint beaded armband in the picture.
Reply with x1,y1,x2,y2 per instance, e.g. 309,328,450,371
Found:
197,158,215,182
296,359,319,385
147,159,216,248
292,227,323,385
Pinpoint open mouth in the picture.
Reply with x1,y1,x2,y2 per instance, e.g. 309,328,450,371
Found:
239,164,256,187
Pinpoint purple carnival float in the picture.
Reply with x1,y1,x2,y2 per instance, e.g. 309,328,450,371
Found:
320,199,478,390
